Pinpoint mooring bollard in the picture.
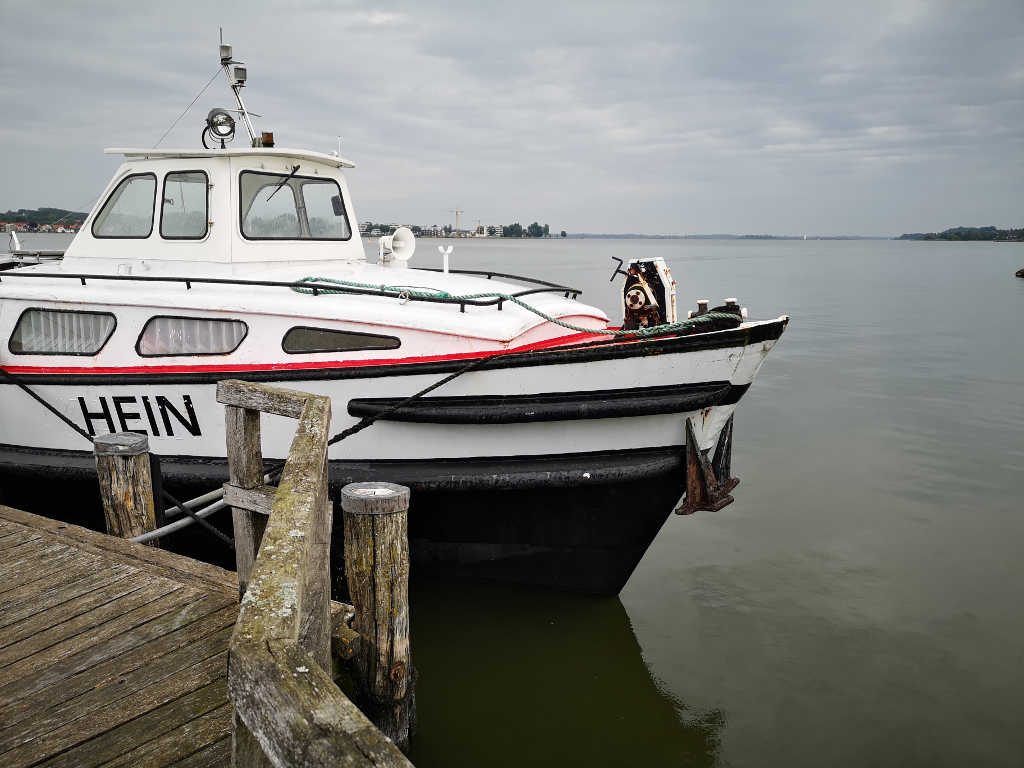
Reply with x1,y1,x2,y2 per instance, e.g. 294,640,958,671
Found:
93,432,159,545
341,482,416,750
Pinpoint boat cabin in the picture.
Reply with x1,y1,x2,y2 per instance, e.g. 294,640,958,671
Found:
0,146,607,381
65,147,364,267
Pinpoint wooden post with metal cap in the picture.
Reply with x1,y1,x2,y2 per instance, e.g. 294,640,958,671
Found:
341,481,416,750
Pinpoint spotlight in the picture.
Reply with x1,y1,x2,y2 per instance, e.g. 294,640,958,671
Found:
203,108,236,148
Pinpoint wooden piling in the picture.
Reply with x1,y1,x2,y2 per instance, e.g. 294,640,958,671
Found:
341,482,416,750
224,403,265,597
93,432,158,545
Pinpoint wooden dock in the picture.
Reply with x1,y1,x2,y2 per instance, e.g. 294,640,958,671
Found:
0,504,238,767
0,379,414,767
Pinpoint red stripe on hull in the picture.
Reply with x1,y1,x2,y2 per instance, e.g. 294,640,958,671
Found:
1,330,621,376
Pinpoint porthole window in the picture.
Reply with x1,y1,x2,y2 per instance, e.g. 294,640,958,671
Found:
161,171,209,239
9,309,116,355
92,173,157,238
282,327,400,354
137,316,248,357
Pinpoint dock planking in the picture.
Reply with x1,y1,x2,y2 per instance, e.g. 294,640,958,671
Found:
0,505,238,768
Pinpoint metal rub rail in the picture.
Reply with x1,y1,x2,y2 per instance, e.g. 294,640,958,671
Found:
0,268,583,312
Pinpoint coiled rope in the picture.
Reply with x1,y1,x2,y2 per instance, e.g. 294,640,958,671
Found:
290,276,739,337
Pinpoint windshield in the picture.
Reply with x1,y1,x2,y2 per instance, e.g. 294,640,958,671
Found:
240,170,352,240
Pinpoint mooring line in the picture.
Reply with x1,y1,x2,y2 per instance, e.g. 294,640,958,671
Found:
0,366,235,549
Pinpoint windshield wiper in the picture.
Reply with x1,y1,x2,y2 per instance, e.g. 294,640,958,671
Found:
266,165,300,201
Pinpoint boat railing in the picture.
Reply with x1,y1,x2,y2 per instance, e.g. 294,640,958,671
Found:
421,266,572,290
1,233,66,268
0,269,582,312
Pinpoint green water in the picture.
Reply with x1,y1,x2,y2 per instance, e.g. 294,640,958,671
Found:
403,238,1024,767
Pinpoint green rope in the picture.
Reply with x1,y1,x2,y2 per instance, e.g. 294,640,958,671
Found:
290,276,739,337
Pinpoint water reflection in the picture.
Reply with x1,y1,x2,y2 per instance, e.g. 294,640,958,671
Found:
407,575,724,768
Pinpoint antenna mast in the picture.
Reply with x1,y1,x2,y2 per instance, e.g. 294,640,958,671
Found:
218,34,257,145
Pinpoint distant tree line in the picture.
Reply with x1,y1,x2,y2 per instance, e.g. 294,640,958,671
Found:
360,220,562,238
0,207,88,227
898,226,1023,241
502,222,550,238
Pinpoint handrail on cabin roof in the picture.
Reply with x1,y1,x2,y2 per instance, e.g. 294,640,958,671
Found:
0,269,583,312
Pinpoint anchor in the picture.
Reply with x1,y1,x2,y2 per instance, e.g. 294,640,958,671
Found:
674,414,740,515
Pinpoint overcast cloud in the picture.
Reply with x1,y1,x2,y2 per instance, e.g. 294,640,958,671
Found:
1,0,1021,235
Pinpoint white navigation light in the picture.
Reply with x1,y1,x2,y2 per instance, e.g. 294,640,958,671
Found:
379,227,417,268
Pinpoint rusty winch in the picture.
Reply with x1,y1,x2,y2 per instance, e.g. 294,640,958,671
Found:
611,257,678,330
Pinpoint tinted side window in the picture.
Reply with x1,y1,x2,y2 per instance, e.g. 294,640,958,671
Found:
282,327,400,354
92,173,156,238
137,316,248,357
9,309,116,355
161,171,209,239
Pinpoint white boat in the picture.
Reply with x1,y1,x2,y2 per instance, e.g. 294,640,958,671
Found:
0,42,787,593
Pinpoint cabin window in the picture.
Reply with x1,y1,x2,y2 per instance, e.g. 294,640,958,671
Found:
282,327,400,354
9,309,116,356
92,173,156,238
161,171,209,239
137,316,248,357
240,171,352,240
302,181,353,239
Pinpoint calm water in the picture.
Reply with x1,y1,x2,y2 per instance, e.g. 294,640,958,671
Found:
403,238,1024,767
9,234,1024,766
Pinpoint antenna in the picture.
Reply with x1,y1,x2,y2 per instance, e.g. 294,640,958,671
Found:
218,35,257,145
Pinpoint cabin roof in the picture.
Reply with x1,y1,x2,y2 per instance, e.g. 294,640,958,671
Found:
104,147,356,169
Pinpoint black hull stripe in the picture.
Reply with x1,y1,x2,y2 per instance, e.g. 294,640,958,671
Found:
1,318,787,386
348,382,750,423
0,443,684,492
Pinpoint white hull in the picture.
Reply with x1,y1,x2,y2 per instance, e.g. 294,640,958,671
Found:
1,322,783,463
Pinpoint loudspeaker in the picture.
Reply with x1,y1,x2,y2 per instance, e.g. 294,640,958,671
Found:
379,226,417,267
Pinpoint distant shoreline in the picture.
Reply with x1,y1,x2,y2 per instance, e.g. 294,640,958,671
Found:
897,225,1022,242
568,234,889,240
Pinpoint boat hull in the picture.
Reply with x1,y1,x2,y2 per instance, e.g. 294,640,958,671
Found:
0,443,683,594
0,318,787,593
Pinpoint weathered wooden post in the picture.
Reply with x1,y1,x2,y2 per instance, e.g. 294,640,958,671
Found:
341,482,416,750
93,432,158,545
224,397,265,597
221,382,412,767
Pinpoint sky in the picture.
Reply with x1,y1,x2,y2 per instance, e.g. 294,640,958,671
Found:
0,0,1021,236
